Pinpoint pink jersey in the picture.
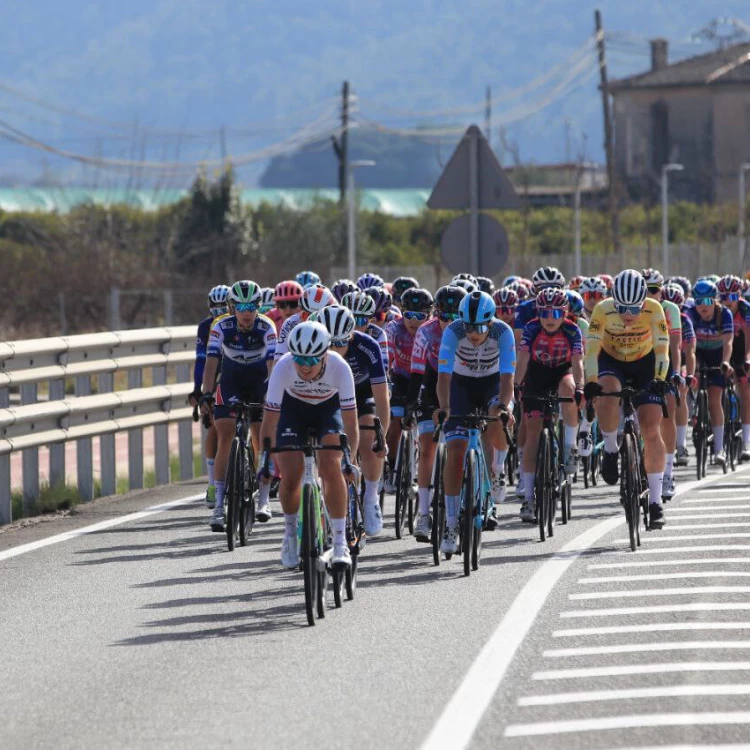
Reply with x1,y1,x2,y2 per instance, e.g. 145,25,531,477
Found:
411,317,442,375
385,318,415,378
267,308,284,335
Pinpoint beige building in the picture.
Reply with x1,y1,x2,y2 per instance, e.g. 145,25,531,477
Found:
609,39,750,204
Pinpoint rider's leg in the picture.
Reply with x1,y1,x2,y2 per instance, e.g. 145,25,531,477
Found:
662,392,677,484
417,428,436,517
738,377,750,454
444,436,468,528
212,417,235,512
595,375,622,452
638,402,666,505
522,415,543,506
708,385,725,453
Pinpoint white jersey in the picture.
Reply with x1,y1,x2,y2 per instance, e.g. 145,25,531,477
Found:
274,313,303,361
265,352,356,411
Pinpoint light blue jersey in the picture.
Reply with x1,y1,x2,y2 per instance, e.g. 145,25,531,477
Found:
438,319,516,377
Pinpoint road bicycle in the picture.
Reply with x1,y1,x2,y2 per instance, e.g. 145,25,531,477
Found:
394,415,418,539
580,403,603,489
692,365,722,479
723,374,741,473
429,423,447,566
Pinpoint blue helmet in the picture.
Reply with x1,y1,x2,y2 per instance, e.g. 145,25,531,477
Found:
459,291,496,326
565,289,584,316
356,272,385,291
693,279,718,300
296,270,321,288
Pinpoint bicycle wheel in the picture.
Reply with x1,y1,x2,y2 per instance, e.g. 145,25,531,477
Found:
535,429,551,543
394,433,409,539
332,567,345,608
407,435,416,536
461,449,476,577
431,443,446,566
225,438,241,552
316,505,329,620
582,455,590,489
471,467,485,572
301,484,319,626
345,555,358,600
560,473,569,525
621,433,639,552
239,443,255,546
695,390,708,480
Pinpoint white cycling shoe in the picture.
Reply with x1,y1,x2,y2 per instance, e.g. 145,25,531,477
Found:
364,502,384,537
440,525,458,555
515,473,526,498
332,545,352,567
280,534,299,570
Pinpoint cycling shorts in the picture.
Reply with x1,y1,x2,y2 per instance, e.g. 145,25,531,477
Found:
355,381,376,417
597,349,661,408
731,335,748,383
415,379,438,436
214,380,266,422
390,373,410,418
696,349,726,388
275,392,344,448
521,360,573,417
446,373,500,442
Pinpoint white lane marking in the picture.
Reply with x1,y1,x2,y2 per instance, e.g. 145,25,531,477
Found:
534,662,750,680
580,572,750,583
685,494,750,501
662,522,750,529
544,641,750,658
570,586,750,600
561,603,750,618
589,557,750,569
419,465,750,750
504,712,750,737
553,622,750,638
0,494,202,562
602,544,750,556
668,508,750,514
518,684,750,706
615,533,750,542
669,512,750,519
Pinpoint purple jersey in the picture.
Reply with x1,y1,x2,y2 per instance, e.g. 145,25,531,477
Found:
411,318,442,375
386,318,416,378
520,319,583,368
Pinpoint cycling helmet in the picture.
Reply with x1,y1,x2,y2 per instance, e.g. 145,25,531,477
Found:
531,266,565,290
400,288,434,313
315,305,355,344
331,279,357,302
208,284,230,312
452,272,478,284
598,273,614,291
434,285,468,314
693,279,718,300
508,281,530,301
475,276,495,294
493,286,519,307
568,275,585,291
299,284,335,314
612,269,647,306
667,275,692,297
641,268,665,287
274,280,303,302
295,270,321,288
662,283,685,307
501,274,521,287
743,280,750,302
717,274,742,295
392,276,419,300
459,291,496,325
452,278,478,294
228,280,262,306
287,321,330,357
356,272,385,291
365,286,394,314
259,287,275,311
537,288,569,311
706,274,721,284
579,276,607,296
341,290,377,317
565,289,584,316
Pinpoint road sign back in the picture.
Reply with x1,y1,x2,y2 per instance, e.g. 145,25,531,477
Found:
427,125,520,211
440,213,509,277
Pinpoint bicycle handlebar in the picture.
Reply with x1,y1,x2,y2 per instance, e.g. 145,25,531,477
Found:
600,388,669,419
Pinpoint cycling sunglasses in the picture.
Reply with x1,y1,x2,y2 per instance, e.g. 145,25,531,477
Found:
209,306,227,318
276,300,299,310
647,285,662,294
538,308,564,319
465,323,489,334
695,297,716,306
615,303,643,316
496,305,516,316
720,292,740,302
354,315,371,326
331,336,351,348
437,312,458,322
582,291,604,301
292,354,323,367
235,302,258,313
403,310,429,321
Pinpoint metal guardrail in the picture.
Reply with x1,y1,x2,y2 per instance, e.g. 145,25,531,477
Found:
0,326,200,525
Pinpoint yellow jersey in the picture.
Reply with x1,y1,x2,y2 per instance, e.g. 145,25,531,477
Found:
584,297,670,381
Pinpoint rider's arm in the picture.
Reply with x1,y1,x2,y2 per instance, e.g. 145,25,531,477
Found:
684,340,696,379
650,301,670,380
497,323,516,407
722,332,734,364
371,382,390,435
200,321,224,395
436,324,458,411
514,350,530,386
336,356,360,457
721,307,734,364
571,353,585,389
193,319,209,397
584,304,604,382
260,358,285,446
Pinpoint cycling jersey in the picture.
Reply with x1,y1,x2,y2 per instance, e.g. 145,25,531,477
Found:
341,331,387,387
730,300,750,337
680,312,696,346
585,297,669,380
266,307,285,335
364,322,389,371
514,299,537,331
265,352,356,412
438,319,516,377
520,319,583,368
274,312,304,360
576,316,589,339
661,299,682,336
385,318,416,378
194,315,213,392
411,317,442,378
207,314,276,380
685,304,734,352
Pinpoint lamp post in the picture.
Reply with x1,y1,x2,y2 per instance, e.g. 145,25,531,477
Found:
661,163,684,276
738,163,750,269
347,160,376,280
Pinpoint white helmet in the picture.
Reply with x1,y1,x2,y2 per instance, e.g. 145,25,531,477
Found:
287,321,331,357
613,269,648,306
315,305,355,344
579,276,607,296
452,278,478,294
259,287,275,309
532,266,565,290
299,284,335,314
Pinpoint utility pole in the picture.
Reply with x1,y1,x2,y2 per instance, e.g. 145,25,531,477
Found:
595,9,622,262
485,86,492,145
331,81,350,204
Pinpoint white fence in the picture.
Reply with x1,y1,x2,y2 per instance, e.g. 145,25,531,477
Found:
0,327,199,525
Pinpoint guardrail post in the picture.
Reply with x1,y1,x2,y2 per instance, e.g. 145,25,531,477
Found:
48,379,66,488
20,383,39,514
0,388,9,523
128,369,144,490
176,363,194,480
152,365,170,486
75,375,94,501
98,373,116,497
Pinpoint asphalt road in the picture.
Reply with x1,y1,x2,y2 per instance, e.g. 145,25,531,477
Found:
2,457,750,749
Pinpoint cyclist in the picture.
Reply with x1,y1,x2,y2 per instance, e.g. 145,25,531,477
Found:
598,273,614,295
566,289,589,337
718,274,750,461
357,272,385,291
436,290,516,554
643,268,683,499
385,288,434,487
568,275,585,292
341,290,389,369
392,276,419,309
275,284,335,361
366,286,398,326
259,287,275,315
580,276,608,322
331,279,357,303
493,286,519,327
269,280,303,335
317,305,390,537
583,269,670,529
190,284,230,508
261,321,359,569
295,270,321,288
409,284,468,541
200,281,277,531
452,278,478,294
685,279,736,467
476,276,495,295
514,288,584,522
662,283,696,466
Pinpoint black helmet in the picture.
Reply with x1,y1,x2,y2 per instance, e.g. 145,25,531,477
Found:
475,276,495,294
392,276,419,301
434,285,467,315
400,288,434,313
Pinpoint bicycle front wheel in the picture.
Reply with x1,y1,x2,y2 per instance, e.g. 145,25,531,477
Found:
395,433,409,539
461,449,477,577
622,433,640,552
301,484,319,626
239,442,255,546
535,429,552,543
431,442,446,566
225,438,241,552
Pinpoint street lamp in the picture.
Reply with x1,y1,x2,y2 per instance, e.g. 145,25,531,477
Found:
738,163,750,268
347,160,376,280
661,163,684,276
